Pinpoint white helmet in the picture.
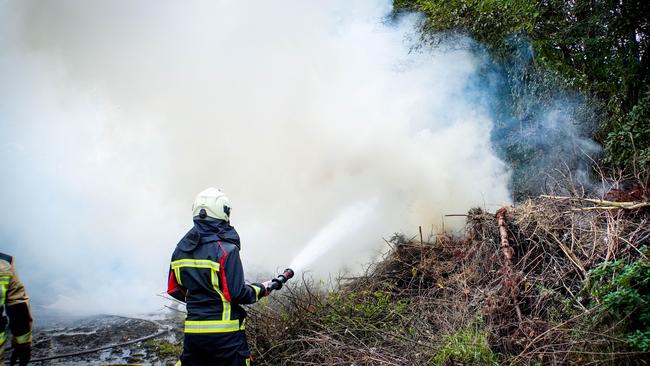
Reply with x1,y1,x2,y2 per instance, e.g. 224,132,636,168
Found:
192,187,232,221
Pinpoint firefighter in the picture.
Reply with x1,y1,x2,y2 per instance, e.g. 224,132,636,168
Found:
0,253,33,366
167,188,272,366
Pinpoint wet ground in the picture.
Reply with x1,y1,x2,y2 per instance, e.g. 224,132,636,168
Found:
2,313,184,365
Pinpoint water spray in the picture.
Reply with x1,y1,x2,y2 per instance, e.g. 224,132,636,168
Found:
288,199,377,273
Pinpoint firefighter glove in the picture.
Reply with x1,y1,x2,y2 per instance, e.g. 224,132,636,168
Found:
262,280,274,295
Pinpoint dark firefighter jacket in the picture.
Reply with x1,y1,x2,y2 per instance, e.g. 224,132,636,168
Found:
0,253,33,347
167,218,263,336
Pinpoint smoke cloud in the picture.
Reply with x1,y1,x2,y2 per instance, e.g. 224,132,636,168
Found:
0,1,513,316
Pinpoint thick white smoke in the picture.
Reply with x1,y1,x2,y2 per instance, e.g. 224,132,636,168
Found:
0,1,511,316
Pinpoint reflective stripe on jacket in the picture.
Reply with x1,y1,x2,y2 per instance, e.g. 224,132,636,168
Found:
167,218,263,334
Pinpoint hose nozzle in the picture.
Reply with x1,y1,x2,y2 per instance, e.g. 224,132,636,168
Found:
269,268,294,291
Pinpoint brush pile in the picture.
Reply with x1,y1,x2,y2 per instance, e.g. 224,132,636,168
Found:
247,188,650,365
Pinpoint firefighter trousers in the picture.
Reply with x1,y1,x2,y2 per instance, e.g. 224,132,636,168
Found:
181,331,252,366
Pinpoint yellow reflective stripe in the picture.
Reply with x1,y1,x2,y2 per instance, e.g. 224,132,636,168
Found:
171,259,233,322
246,357,251,366
250,284,261,302
171,259,220,287
14,331,31,344
174,267,182,286
0,275,10,307
185,319,240,326
211,269,230,321
184,319,243,333
0,331,6,346
171,259,220,271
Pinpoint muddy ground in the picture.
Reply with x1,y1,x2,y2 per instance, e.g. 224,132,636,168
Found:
2,313,184,365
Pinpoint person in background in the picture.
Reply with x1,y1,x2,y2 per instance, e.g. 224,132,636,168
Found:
167,188,274,366
0,253,32,366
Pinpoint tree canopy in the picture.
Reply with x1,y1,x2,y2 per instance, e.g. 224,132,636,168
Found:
395,0,650,172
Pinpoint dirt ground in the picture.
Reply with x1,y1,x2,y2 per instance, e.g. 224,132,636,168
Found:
3,313,183,365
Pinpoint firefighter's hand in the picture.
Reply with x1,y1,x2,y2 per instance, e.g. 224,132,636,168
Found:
262,280,274,296
10,342,31,366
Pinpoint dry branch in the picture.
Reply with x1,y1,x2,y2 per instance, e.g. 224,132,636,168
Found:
540,194,650,210
246,192,650,365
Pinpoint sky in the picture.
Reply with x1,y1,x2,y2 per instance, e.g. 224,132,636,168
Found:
0,0,512,316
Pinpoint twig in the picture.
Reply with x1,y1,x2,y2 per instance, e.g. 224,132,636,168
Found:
545,229,588,281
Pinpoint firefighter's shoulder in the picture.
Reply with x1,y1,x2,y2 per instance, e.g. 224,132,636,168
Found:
219,240,240,254
0,252,13,264
218,224,241,249
0,252,13,274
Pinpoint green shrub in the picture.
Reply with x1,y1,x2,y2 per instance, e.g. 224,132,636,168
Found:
588,248,650,351
430,326,499,366
605,87,650,170
143,338,183,360
321,290,410,326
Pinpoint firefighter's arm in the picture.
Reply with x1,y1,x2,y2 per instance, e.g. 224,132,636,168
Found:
167,266,187,303
5,261,32,345
221,246,264,305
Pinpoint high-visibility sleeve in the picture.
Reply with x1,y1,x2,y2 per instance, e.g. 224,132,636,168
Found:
221,245,260,305
4,261,28,305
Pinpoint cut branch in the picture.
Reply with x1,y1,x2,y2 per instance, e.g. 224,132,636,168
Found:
496,206,523,323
